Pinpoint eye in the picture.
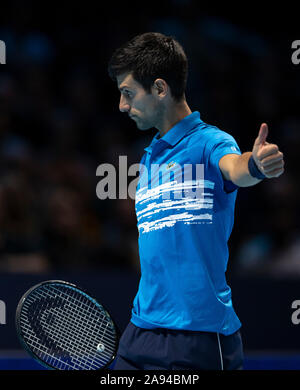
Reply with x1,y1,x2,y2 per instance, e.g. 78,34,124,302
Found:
124,90,133,98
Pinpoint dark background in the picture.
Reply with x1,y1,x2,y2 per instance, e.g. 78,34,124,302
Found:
0,0,299,355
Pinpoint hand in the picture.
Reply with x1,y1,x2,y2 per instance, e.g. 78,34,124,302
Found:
252,123,285,178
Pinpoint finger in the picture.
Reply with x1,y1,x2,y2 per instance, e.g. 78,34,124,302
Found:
257,144,279,160
255,123,269,146
260,152,284,167
263,160,284,173
265,166,284,178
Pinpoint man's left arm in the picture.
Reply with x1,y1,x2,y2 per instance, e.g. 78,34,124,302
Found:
219,123,285,187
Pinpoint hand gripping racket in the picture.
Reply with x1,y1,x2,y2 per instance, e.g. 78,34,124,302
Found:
15,280,120,370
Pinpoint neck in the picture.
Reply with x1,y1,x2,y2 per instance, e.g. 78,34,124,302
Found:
157,100,192,138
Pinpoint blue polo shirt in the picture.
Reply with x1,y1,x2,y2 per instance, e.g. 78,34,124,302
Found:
131,111,242,335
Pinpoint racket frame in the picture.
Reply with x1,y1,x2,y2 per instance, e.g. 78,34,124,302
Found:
15,279,120,370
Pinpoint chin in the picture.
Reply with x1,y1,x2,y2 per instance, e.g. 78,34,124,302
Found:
137,125,150,131
136,121,153,131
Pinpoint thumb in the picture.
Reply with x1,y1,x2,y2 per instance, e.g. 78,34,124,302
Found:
255,123,269,147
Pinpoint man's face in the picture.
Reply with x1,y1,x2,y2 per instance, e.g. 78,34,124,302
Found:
116,73,162,130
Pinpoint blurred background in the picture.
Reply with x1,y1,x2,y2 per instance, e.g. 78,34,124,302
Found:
0,0,300,370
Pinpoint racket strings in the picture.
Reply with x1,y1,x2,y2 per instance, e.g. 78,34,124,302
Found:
44,286,116,343
19,284,118,370
21,292,115,369
20,307,111,370
50,285,117,338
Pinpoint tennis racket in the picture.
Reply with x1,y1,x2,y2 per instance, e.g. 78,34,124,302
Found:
15,280,119,370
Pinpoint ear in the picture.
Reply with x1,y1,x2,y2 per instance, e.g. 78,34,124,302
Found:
153,78,168,98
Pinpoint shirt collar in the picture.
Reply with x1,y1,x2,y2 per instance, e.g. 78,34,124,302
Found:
144,111,202,153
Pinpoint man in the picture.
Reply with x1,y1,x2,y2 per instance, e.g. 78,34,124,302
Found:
107,32,284,370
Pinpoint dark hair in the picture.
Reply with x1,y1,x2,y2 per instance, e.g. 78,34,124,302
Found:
108,32,188,102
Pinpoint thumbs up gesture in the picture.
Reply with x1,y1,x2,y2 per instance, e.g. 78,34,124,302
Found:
252,123,285,178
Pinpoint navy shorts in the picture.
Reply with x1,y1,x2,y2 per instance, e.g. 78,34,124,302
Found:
114,322,243,370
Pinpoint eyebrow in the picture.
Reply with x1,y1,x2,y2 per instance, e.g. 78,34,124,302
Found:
118,85,132,92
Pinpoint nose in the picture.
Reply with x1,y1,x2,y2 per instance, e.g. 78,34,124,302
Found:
119,95,130,113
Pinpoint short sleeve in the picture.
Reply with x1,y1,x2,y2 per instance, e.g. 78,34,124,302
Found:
208,130,241,193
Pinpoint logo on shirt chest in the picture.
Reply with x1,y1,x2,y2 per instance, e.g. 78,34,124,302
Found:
166,161,176,170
